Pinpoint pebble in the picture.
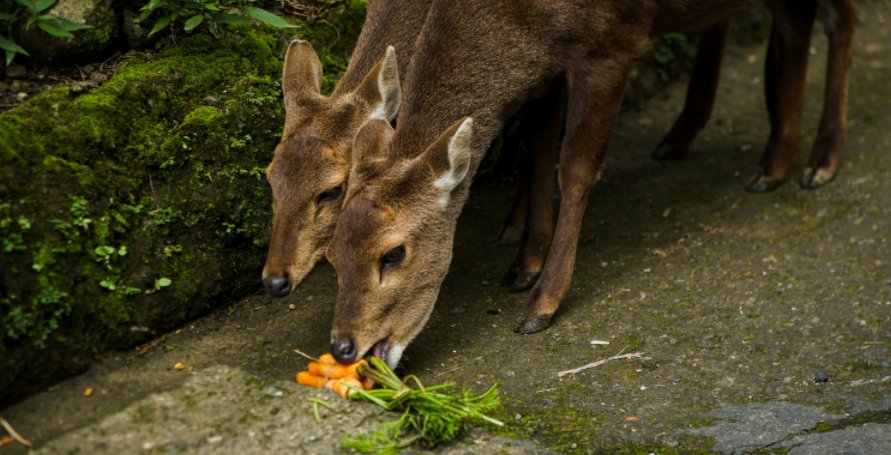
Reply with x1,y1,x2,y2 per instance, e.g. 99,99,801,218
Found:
89,71,108,84
514,413,522,421
203,96,220,106
814,371,829,383
5,65,27,79
571,443,578,449
881,361,889,369
207,435,223,444
15,92,28,102
288,303,296,310
481,279,490,286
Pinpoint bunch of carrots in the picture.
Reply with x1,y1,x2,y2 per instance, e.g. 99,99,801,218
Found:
295,353,375,398
296,354,503,453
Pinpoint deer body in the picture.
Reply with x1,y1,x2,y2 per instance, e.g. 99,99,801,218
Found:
327,0,857,367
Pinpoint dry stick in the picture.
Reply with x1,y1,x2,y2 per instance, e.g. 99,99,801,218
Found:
556,352,645,378
0,416,33,449
293,348,319,362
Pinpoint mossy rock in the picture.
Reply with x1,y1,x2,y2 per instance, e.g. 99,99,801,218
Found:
0,5,364,405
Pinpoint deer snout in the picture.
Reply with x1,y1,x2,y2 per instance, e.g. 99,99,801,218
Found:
262,274,292,297
330,336,357,363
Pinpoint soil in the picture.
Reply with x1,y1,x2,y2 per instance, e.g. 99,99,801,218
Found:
1,2,889,454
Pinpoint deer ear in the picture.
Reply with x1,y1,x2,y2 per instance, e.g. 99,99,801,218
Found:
283,39,322,101
425,118,473,207
353,46,401,122
350,118,395,185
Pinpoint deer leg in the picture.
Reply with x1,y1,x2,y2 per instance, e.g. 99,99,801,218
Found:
652,23,729,160
515,59,634,334
505,87,563,292
496,155,530,246
801,0,856,189
746,2,817,192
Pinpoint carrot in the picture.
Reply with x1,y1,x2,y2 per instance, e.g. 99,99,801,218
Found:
361,376,375,390
308,360,365,379
318,353,335,365
296,371,326,388
1,436,14,445
331,377,363,398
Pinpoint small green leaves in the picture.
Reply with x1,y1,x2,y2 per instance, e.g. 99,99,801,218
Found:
156,277,172,287
99,279,117,291
241,7,296,29
0,0,90,65
183,14,204,32
148,15,172,37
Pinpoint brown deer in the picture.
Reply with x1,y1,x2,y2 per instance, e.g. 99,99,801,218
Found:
654,0,856,192
325,0,857,367
263,0,561,298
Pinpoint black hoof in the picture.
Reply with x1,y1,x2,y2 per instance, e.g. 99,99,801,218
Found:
509,271,541,293
800,167,836,189
496,225,524,246
514,313,553,334
652,142,687,161
500,268,519,287
745,173,784,193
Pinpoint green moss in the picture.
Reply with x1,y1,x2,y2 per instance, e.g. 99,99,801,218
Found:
0,4,366,404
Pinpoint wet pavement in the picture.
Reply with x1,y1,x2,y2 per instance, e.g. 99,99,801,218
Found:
2,2,890,454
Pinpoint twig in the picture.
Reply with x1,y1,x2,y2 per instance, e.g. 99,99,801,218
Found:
293,348,319,362
556,352,645,378
0,416,33,449
432,366,461,378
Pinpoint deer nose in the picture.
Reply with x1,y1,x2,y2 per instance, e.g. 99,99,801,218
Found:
330,337,357,363
262,274,291,297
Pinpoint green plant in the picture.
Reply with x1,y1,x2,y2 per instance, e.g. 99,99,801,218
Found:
342,357,503,453
0,0,93,65
136,0,296,37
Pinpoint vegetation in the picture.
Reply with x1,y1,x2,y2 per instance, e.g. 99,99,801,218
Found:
0,0,93,65
0,2,365,405
135,0,295,38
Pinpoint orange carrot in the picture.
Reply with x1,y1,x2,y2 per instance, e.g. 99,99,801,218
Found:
309,360,364,379
296,371,326,388
318,353,335,365
332,377,363,398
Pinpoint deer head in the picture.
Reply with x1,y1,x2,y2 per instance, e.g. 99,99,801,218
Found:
263,41,401,297
326,116,474,367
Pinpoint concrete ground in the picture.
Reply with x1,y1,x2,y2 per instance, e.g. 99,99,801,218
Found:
2,2,889,454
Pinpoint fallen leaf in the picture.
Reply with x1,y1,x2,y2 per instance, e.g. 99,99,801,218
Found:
83,387,94,397
624,416,638,422
174,362,185,370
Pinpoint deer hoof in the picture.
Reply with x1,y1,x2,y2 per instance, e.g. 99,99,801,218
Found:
496,225,524,246
800,166,836,189
651,142,687,161
514,312,552,334
509,271,541,293
745,173,784,193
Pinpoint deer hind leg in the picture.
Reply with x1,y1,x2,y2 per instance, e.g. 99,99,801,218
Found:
652,23,729,160
515,58,634,334
801,0,856,189
502,85,563,292
746,1,817,192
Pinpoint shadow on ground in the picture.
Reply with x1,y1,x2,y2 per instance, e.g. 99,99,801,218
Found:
2,2,890,454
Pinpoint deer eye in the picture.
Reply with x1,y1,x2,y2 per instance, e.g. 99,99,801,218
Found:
317,185,344,204
380,245,406,270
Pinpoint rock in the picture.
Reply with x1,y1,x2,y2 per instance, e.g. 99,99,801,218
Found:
15,0,118,63
14,92,28,102
203,96,220,106
814,372,829,383
88,71,108,84
9,80,22,92
5,65,27,79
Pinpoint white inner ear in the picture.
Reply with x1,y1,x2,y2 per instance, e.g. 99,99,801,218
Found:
371,46,401,121
433,118,474,207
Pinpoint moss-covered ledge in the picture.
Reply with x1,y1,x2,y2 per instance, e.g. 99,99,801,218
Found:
0,8,363,404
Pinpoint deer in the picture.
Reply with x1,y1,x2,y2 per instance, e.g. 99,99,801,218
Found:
324,0,857,367
263,0,563,298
